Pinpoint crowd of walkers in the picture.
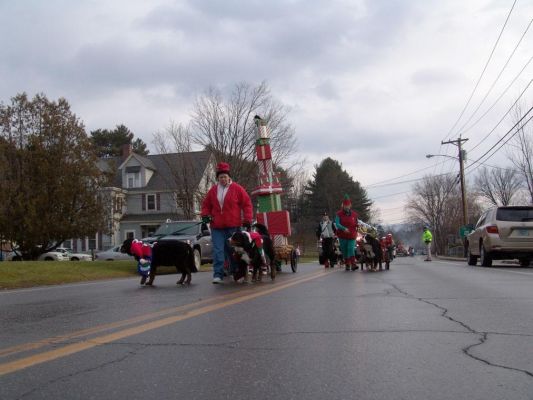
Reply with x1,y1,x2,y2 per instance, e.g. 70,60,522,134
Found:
316,194,397,271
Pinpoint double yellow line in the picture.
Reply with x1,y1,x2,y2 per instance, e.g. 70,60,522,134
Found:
0,269,334,376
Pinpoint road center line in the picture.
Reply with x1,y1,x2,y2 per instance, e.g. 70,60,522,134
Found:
0,272,316,359
0,269,334,376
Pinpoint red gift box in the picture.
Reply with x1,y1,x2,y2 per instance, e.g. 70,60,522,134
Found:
256,145,272,161
256,211,291,235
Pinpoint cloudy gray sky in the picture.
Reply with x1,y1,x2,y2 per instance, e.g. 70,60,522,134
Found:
1,0,531,223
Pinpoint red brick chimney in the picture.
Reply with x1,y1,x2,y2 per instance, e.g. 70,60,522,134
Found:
122,143,132,159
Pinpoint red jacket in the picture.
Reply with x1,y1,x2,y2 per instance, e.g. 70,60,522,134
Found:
201,182,253,229
335,210,359,240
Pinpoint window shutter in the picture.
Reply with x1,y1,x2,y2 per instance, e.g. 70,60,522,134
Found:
156,193,161,210
141,193,146,211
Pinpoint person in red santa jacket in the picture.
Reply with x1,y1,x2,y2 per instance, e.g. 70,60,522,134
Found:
201,162,253,284
334,194,359,271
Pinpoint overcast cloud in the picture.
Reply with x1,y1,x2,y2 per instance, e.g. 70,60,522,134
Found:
1,0,531,223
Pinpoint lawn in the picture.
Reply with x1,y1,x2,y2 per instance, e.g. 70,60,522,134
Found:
0,257,317,290
0,260,140,290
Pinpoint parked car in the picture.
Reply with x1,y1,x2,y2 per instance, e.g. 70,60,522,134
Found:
95,246,135,261
38,249,71,261
1,251,17,261
56,248,93,261
142,220,213,271
466,206,533,267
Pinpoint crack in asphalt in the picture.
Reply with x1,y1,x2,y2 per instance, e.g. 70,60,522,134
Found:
386,281,533,379
13,346,142,400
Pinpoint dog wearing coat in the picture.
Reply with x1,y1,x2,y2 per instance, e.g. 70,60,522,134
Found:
228,224,276,282
121,238,196,286
364,234,383,271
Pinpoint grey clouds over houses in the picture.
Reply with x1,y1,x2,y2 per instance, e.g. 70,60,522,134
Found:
1,0,531,222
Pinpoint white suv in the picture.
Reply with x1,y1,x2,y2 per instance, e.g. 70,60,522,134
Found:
466,206,533,267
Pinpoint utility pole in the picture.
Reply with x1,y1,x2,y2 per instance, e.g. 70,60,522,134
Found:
442,137,469,226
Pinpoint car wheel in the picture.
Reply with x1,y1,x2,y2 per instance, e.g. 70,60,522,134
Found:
71,257,80,261
467,248,477,266
44,257,54,261
193,248,201,271
519,259,531,267
480,245,492,267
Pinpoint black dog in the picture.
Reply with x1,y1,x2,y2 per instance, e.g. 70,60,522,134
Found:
121,238,196,286
364,234,383,271
228,224,276,282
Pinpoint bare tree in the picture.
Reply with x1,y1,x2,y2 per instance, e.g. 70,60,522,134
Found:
473,166,522,206
190,81,298,190
153,122,212,219
406,174,459,255
506,102,533,204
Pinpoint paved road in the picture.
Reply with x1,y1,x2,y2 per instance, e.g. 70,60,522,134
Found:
1,257,532,400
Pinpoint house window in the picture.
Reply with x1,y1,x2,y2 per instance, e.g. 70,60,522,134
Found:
126,231,135,240
114,196,123,213
127,172,140,188
147,194,156,210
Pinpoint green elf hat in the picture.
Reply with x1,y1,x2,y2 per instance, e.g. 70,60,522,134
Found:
342,194,351,207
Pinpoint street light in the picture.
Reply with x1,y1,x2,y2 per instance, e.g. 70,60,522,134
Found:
425,151,468,226
426,154,457,160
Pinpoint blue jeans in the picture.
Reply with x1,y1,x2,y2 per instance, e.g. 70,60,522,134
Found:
211,227,239,279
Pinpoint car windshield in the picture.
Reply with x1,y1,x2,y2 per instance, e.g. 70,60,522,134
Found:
496,207,533,222
153,222,199,236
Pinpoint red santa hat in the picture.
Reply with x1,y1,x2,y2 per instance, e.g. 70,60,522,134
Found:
216,162,231,177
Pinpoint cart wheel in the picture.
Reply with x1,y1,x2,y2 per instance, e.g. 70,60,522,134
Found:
290,250,298,273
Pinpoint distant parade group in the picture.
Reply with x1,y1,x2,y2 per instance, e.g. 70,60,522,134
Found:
122,115,417,286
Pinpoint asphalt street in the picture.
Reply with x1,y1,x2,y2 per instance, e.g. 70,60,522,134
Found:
0,257,532,400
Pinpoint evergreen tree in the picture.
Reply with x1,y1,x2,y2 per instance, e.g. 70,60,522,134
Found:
305,157,372,221
90,124,149,157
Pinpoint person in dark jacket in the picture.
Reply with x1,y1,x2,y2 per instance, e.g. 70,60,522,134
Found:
317,212,336,268
201,162,253,283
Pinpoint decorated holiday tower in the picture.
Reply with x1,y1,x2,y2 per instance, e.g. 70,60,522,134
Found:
252,116,293,263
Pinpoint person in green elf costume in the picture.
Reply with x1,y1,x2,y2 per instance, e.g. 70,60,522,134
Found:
334,194,359,271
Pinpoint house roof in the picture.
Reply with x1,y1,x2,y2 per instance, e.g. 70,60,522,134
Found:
99,150,214,191
118,153,156,171
144,150,213,191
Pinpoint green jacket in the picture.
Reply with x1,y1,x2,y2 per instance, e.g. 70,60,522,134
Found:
422,230,433,243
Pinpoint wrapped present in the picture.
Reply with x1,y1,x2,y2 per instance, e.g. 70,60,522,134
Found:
256,211,291,235
259,159,273,175
256,145,272,161
257,194,282,212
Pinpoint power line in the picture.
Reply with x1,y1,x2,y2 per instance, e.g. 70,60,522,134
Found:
465,106,533,172
456,18,533,136
442,0,518,142
366,159,449,188
467,78,533,152
370,190,411,200
366,172,453,189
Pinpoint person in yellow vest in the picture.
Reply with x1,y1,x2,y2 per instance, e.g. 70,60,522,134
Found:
422,226,433,261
